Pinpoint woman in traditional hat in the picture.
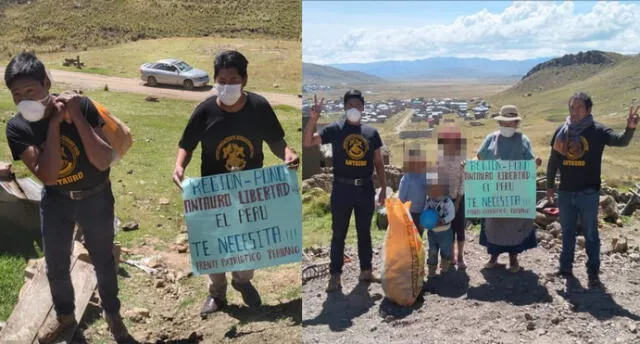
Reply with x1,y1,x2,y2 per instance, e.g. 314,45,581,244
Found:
475,105,541,272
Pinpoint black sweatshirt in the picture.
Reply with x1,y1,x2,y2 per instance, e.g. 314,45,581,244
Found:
546,122,635,192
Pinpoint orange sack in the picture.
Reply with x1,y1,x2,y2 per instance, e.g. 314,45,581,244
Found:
91,100,132,165
381,197,425,306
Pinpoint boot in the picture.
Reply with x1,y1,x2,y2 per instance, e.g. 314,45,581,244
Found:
231,280,262,307
359,269,381,283
104,312,135,344
326,273,341,292
37,314,76,344
427,265,437,278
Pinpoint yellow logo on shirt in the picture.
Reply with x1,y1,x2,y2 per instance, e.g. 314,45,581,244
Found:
56,136,85,185
216,135,255,171
342,134,369,167
562,136,589,167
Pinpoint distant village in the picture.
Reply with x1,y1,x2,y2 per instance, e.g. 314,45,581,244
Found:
302,94,493,124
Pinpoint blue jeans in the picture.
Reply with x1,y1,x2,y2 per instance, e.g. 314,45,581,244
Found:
41,183,121,316
329,182,375,274
558,188,600,275
426,227,453,266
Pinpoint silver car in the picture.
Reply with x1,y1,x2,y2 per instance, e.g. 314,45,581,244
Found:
139,59,209,90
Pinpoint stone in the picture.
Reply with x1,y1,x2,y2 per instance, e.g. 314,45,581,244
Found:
600,195,619,221
617,218,624,227
148,256,163,268
535,213,556,227
125,307,150,323
155,280,165,288
158,198,170,205
176,244,188,253
551,317,561,325
577,237,586,249
175,234,189,245
527,322,536,331
122,222,139,231
630,253,640,263
547,222,562,238
613,237,629,253
629,322,638,333
524,313,534,321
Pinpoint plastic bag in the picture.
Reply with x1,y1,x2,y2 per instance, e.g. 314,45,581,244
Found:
381,197,425,306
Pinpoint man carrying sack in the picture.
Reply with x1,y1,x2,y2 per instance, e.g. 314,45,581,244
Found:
4,53,134,344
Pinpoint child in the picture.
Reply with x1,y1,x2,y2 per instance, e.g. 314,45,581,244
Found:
398,144,428,236
437,127,467,268
424,182,456,277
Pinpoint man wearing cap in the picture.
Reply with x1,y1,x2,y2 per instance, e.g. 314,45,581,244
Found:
475,105,541,272
303,90,387,292
547,92,638,288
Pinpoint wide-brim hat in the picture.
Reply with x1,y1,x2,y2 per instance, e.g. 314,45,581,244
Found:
494,105,522,121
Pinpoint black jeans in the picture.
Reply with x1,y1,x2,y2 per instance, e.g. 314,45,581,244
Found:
40,183,121,316
329,181,375,274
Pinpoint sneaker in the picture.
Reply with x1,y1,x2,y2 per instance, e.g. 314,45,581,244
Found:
200,295,227,318
104,312,135,344
359,269,381,283
37,314,76,344
231,280,262,307
326,273,341,292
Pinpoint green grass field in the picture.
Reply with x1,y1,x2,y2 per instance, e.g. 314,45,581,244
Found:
0,87,302,321
0,0,300,55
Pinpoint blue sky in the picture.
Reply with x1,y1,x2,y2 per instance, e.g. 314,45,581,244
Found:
303,1,640,64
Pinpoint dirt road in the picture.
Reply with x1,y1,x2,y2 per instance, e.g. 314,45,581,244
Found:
43,69,301,108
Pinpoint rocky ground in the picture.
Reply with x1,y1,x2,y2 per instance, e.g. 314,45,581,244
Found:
69,236,301,344
302,193,640,344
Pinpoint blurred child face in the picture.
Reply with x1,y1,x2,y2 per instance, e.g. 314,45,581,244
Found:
437,126,466,161
403,146,427,173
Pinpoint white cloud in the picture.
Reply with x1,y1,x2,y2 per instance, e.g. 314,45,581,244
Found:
303,1,640,64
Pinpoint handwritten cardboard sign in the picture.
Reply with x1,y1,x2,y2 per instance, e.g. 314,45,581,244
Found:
464,160,536,219
182,165,302,275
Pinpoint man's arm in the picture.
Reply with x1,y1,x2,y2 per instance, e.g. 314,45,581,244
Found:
605,127,635,147
58,94,112,171
303,95,324,147
173,148,192,189
20,108,66,185
267,138,299,169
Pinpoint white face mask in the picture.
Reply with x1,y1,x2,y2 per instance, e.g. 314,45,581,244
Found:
499,126,516,137
215,83,243,106
345,108,361,123
17,94,51,122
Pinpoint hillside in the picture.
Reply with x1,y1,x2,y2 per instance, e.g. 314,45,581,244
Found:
507,51,630,95
303,62,384,85
331,57,546,81
0,0,300,55
487,52,640,180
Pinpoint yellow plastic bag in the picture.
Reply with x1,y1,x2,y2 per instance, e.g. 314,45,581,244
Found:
381,197,425,306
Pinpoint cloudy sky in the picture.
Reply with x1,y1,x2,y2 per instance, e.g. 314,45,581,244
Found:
303,1,640,64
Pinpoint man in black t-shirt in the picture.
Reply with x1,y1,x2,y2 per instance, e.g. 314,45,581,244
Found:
4,53,134,344
303,90,387,293
547,92,638,288
173,51,299,317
